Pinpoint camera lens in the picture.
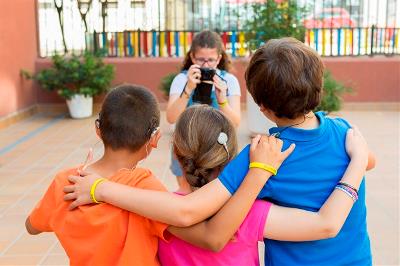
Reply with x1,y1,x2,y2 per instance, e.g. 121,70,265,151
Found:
200,68,216,81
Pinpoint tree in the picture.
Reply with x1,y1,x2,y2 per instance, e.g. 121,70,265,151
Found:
244,0,307,50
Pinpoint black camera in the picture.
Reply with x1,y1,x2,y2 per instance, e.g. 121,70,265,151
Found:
192,68,216,105
199,67,216,81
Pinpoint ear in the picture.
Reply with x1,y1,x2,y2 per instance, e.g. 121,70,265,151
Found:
215,54,222,66
95,125,102,140
149,130,161,148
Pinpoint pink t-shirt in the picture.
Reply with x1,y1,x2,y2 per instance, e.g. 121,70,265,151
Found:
158,200,272,266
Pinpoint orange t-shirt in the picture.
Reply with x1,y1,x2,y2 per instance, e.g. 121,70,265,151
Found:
29,167,169,266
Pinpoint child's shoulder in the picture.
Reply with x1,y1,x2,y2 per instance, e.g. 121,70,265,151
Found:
116,167,166,192
222,71,239,82
45,167,81,192
318,111,352,130
174,72,187,81
54,167,80,181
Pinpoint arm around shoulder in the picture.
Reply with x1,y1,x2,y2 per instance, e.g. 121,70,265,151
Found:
94,178,232,227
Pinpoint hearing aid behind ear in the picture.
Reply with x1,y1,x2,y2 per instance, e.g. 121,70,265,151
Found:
217,132,228,145
217,132,229,159
150,127,160,138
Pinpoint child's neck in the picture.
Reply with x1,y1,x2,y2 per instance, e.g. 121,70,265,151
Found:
87,148,142,178
275,112,319,129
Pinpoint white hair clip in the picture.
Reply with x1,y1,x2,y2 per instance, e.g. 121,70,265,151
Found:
217,132,229,159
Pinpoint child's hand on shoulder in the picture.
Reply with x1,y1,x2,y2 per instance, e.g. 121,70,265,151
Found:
345,126,369,168
63,171,104,210
250,135,295,171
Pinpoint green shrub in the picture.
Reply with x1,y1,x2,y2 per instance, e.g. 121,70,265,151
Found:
244,0,307,50
22,52,114,100
158,72,178,99
316,71,352,113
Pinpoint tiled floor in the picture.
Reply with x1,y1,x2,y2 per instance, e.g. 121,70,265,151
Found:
0,110,398,265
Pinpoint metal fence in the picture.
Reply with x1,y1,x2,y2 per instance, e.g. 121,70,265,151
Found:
38,0,400,57
84,27,399,57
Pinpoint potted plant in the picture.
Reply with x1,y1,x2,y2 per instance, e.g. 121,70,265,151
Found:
22,52,114,118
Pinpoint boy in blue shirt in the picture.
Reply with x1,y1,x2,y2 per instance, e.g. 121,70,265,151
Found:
218,37,373,265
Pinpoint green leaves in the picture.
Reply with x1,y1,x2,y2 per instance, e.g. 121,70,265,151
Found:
244,0,307,49
159,72,177,99
23,52,115,100
316,71,352,113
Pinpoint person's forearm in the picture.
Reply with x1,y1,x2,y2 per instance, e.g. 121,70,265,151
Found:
219,103,241,127
96,178,231,227
166,95,189,123
169,168,271,251
317,157,367,233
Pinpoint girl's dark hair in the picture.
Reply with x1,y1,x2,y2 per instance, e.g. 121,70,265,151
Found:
98,84,160,152
245,37,324,119
181,30,232,71
173,105,237,189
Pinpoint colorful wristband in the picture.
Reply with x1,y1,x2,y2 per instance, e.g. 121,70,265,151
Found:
249,162,278,175
90,178,107,204
338,182,358,195
218,100,228,107
335,185,358,202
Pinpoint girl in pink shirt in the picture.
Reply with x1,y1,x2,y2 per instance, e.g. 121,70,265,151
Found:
65,106,370,266
158,199,270,265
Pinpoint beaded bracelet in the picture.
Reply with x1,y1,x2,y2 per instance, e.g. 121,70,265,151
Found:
90,178,107,204
335,184,358,202
249,162,278,176
338,183,358,198
338,182,359,195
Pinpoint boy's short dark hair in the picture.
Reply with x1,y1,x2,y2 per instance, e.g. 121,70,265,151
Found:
245,37,324,119
98,84,160,152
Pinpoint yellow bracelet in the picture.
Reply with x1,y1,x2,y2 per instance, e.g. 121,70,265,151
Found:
90,178,107,204
249,162,278,175
218,100,228,108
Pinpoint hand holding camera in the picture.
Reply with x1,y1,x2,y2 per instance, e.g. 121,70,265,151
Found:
186,65,227,105
191,67,216,105
213,73,228,104
185,64,202,94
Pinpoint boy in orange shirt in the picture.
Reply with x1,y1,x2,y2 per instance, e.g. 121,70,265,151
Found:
25,84,169,266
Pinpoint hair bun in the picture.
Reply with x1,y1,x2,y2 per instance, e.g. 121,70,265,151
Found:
180,157,209,188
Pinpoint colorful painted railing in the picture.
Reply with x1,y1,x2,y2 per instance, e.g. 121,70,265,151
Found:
305,27,399,56
85,30,248,58
85,28,399,58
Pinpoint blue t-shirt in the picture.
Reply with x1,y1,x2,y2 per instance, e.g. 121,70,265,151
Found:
218,112,371,266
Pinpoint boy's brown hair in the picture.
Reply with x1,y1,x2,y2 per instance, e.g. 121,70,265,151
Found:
97,84,160,152
245,37,324,119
